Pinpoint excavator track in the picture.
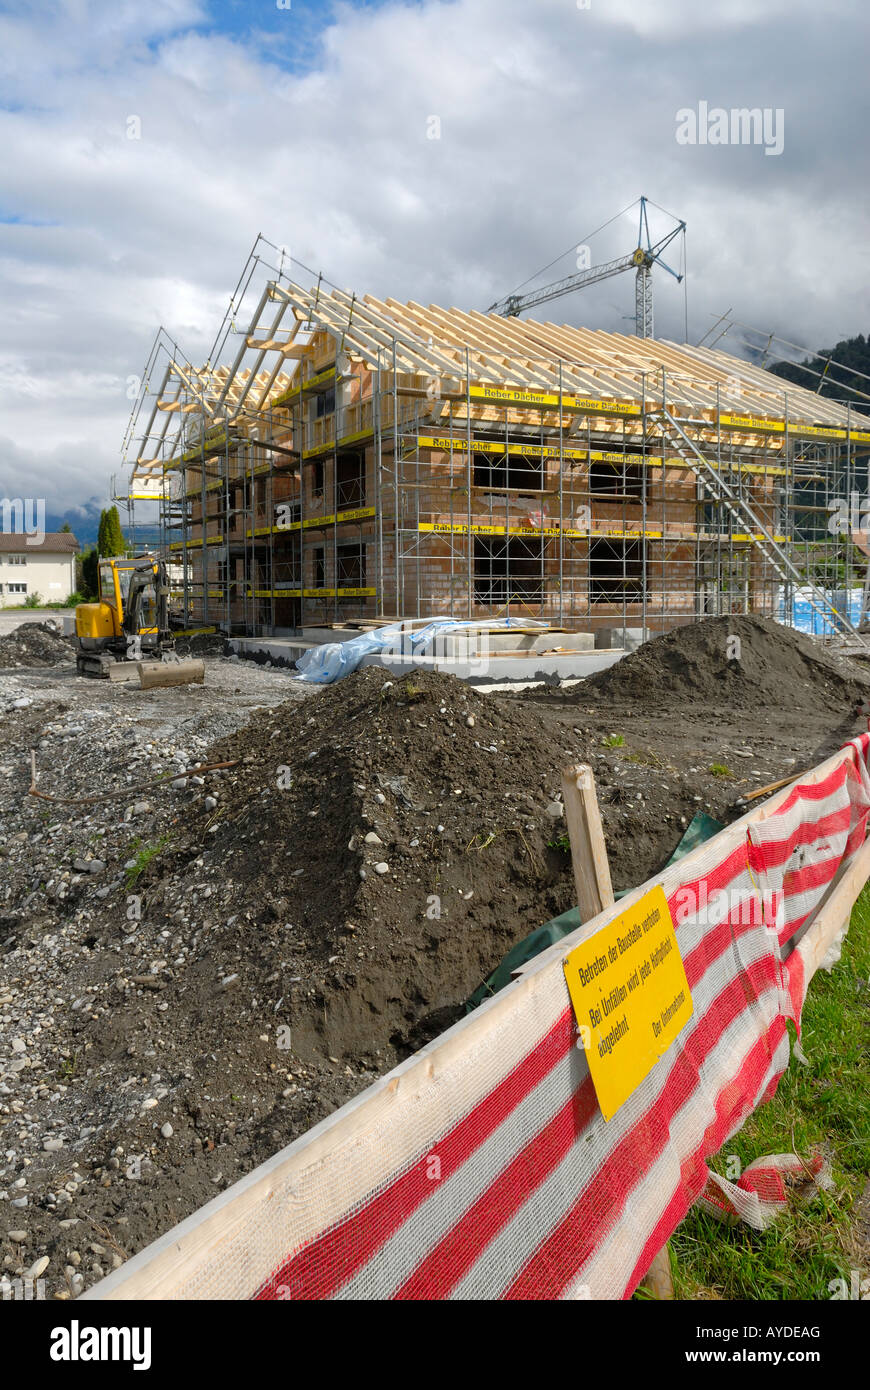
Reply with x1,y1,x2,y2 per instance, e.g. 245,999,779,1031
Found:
75,650,118,679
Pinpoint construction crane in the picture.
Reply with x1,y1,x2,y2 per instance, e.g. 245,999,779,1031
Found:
487,196,685,339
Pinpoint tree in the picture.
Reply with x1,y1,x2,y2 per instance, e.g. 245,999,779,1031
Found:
59,521,72,533
768,332,870,410
97,505,126,557
80,547,99,599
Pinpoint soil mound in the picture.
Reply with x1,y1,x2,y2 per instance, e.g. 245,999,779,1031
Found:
172,630,227,658
0,620,74,669
585,615,870,712
139,667,582,1066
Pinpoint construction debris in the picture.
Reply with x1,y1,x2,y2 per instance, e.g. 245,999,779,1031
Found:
0,621,73,670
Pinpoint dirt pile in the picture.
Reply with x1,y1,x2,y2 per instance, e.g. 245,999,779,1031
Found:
172,630,229,658
0,667,591,1288
0,620,74,669
140,667,583,1066
585,615,870,713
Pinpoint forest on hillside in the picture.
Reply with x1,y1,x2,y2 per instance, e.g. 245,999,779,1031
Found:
768,332,870,411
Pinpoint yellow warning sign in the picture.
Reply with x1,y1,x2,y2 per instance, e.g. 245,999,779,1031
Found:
562,885,693,1121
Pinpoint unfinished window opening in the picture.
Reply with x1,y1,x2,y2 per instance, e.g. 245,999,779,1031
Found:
336,452,365,510
474,536,544,605
310,460,324,498
312,547,325,589
336,542,366,589
589,459,644,499
588,539,645,605
473,452,545,492
315,386,336,419
792,477,838,542
273,546,301,589
274,595,301,628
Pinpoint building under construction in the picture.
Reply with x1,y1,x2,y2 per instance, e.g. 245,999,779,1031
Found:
124,246,870,641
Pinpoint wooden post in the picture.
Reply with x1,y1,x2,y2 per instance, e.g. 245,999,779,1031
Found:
560,764,615,920
641,1245,674,1300
561,763,674,1300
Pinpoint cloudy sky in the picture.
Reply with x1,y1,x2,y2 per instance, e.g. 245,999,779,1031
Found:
1,0,868,521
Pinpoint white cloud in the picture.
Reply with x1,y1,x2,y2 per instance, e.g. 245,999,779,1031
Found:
0,0,867,511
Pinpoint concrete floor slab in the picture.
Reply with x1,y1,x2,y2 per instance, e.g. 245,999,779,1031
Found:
228,633,626,684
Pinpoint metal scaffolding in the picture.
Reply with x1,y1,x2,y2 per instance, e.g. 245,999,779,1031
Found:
122,256,870,645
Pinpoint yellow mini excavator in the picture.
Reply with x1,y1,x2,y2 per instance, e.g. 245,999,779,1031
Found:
74,554,201,682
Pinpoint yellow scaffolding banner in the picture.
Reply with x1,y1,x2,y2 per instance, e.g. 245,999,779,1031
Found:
469,385,642,416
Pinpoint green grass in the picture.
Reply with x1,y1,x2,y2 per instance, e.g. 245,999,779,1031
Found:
56,1052,79,1081
124,833,171,888
625,750,665,768
708,763,735,779
601,733,625,748
669,885,870,1300
3,596,81,610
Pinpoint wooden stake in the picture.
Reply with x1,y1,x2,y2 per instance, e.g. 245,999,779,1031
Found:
743,766,812,803
641,1244,674,1301
560,763,614,920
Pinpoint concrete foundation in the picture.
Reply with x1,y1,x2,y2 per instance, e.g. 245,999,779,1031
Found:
228,631,626,685
594,627,647,652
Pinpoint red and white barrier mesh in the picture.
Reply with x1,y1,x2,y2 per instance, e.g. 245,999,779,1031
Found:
89,738,870,1301
700,1151,834,1230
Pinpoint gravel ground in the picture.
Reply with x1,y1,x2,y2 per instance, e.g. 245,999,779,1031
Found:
0,650,314,1299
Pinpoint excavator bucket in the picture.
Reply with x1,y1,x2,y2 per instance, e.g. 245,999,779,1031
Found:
137,659,205,689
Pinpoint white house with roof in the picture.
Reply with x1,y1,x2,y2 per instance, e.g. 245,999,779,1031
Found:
0,532,79,607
